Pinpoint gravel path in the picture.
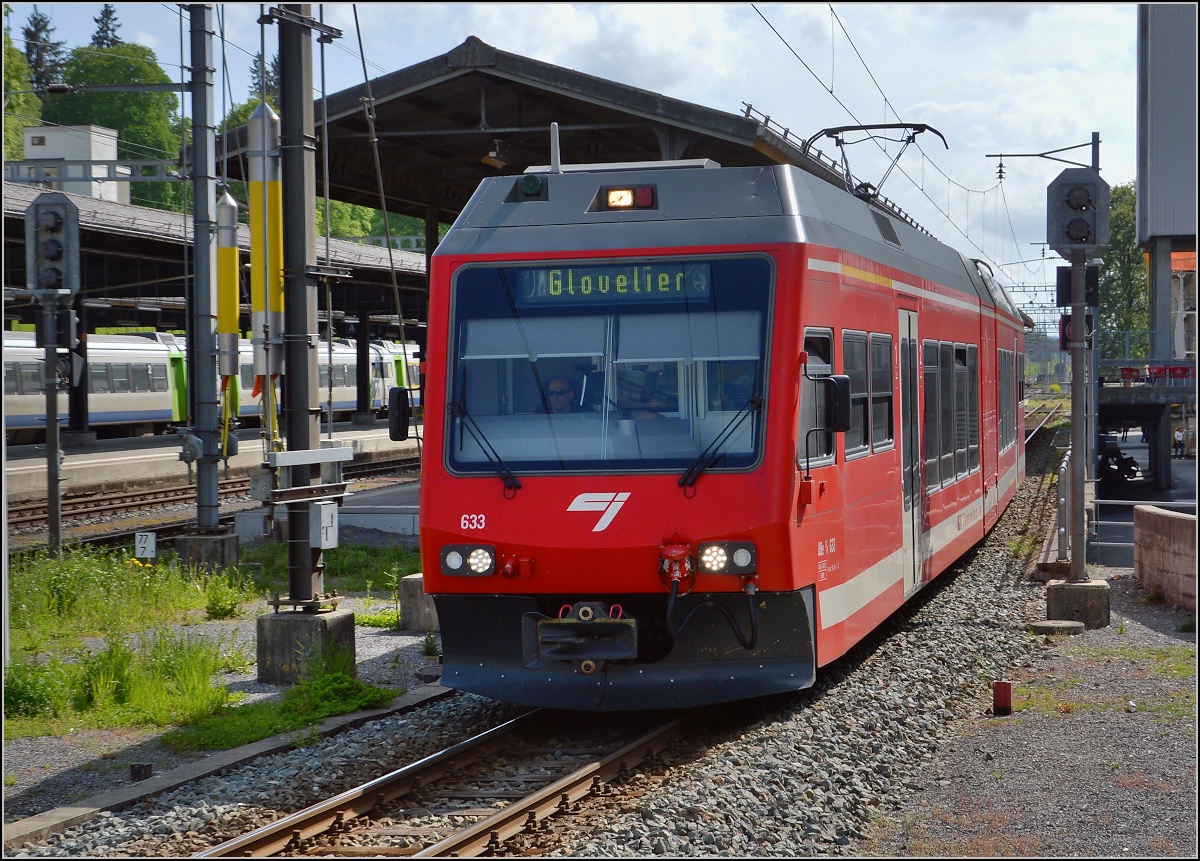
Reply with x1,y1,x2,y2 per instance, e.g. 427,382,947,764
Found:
4,439,1196,857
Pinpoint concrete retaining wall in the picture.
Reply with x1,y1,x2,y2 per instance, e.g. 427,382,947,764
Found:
1133,505,1197,612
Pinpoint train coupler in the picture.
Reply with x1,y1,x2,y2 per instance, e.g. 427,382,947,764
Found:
520,601,637,669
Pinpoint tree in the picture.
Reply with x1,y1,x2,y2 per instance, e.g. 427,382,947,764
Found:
43,42,182,211
1097,181,1149,360
249,52,280,108
22,4,66,96
4,23,42,160
91,4,121,48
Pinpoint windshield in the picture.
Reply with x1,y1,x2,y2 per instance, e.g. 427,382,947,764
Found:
446,255,773,475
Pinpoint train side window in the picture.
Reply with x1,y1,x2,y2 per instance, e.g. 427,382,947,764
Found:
333,365,346,387
111,363,131,393
938,342,955,485
20,362,44,394
842,332,869,455
967,346,979,471
239,364,254,390
870,334,894,450
151,363,168,393
132,363,151,393
90,363,111,394
954,346,969,478
346,364,357,386
4,362,16,395
799,330,835,465
923,341,939,488
999,349,1014,452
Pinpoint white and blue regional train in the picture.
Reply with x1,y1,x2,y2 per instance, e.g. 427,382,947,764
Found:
3,330,421,445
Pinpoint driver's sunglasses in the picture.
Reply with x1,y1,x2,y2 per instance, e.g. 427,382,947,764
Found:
548,388,570,397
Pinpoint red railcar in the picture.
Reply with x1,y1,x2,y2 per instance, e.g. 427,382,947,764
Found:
409,160,1026,710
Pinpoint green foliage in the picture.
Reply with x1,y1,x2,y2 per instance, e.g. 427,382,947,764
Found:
423,632,440,657
21,4,66,95
240,541,421,594
4,25,41,159
43,42,182,211
358,609,401,629
204,570,256,620
3,657,75,718
90,4,121,48
1177,618,1196,634
8,545,218,654
1097,181,1149,359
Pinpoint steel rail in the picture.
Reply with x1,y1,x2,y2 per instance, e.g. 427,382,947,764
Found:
413,717,682,858
194,712,539,858
1025,402,1062,444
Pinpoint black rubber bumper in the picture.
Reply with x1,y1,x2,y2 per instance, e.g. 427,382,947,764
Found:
434,589,816,711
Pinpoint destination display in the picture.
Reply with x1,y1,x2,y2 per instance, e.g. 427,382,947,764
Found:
508,261,712,307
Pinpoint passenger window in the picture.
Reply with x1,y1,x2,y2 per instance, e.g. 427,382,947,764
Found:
111,363,131,393
4,362,16,395
968,346,979,471
20,362,43,394
939,342,954,485
954,347,969,478
842,333,868,454
90,363,111,394
132,363,151,393
799,330,835,465
239,363,254,390
923,342,939,488
870,334,894,449
151,364,168,393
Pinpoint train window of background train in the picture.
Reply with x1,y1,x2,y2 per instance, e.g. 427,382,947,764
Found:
870,334,894,450
923,342,939,488
20,362,43,394
842,333,868,455
112,363,131,394
939,343,955,485
240,364,254,390
132,364,151,393
954,347,969,478
968,346,980,471
151,364,168,393
5,362,17,395
90,364,110,393
800,330,834,464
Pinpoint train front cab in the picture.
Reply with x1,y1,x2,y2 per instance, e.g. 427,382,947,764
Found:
423,245,829,711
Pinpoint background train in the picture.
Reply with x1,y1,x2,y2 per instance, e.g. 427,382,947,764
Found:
414,159,1028,711
3,330,421,445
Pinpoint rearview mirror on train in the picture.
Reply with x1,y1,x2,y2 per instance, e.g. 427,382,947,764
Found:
388,387,411,441
829,375,851,433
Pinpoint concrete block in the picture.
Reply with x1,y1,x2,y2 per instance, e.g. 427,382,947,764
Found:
176,533,239,572
401,573,439,632
1134,505,1197,612
256,609,357,684
1046,579,1111,629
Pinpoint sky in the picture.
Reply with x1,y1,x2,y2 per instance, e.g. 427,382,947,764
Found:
5,2,1141,316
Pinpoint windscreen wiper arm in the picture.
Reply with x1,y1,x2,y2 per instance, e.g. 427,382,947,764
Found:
449,400,521,492
678,396,763,489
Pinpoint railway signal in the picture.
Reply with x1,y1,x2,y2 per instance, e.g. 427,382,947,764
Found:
1047,168,1110,257
24,192,80,296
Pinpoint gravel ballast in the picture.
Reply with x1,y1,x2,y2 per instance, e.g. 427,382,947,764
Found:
4,439,1196,857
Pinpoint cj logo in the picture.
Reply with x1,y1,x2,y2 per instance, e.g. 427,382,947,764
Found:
568,492,630,532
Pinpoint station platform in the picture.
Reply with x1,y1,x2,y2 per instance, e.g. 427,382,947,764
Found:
4,422,423,503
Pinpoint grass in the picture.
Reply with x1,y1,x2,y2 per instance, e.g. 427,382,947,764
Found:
160,643,397,753
3,541,419,745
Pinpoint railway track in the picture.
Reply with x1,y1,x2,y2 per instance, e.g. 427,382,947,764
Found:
197,709,682,858
6,456,421,529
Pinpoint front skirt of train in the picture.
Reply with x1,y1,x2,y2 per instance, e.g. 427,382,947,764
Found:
434,587,817,711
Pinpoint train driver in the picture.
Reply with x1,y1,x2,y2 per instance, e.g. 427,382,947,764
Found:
537,376,579,414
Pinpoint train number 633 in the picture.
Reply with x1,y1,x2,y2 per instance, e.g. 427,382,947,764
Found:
461,514,486,530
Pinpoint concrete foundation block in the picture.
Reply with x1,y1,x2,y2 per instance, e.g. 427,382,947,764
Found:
176,533,239,571
257,609,357,684
401,573,439,632
1046,579,1111,629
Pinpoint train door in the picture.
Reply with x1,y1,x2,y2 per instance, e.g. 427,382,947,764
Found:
898,309,921,593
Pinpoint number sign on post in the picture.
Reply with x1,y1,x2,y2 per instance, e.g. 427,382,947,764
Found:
135,532,157,563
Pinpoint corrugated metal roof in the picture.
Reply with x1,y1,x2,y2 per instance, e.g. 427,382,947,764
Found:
2,180,425,275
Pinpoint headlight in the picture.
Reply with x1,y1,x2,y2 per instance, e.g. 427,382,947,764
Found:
696,541,756,574
441,544,496,576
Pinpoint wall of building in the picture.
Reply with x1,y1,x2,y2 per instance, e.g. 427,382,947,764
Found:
1133,504,1197,612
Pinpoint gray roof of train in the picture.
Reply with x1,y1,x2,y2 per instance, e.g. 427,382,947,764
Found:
436,164,1013,316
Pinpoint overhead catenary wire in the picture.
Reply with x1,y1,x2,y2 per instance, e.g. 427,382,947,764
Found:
351,3,422,455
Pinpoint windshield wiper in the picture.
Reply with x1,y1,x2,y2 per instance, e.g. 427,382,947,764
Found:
449,400,522,493
678,396,763,489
